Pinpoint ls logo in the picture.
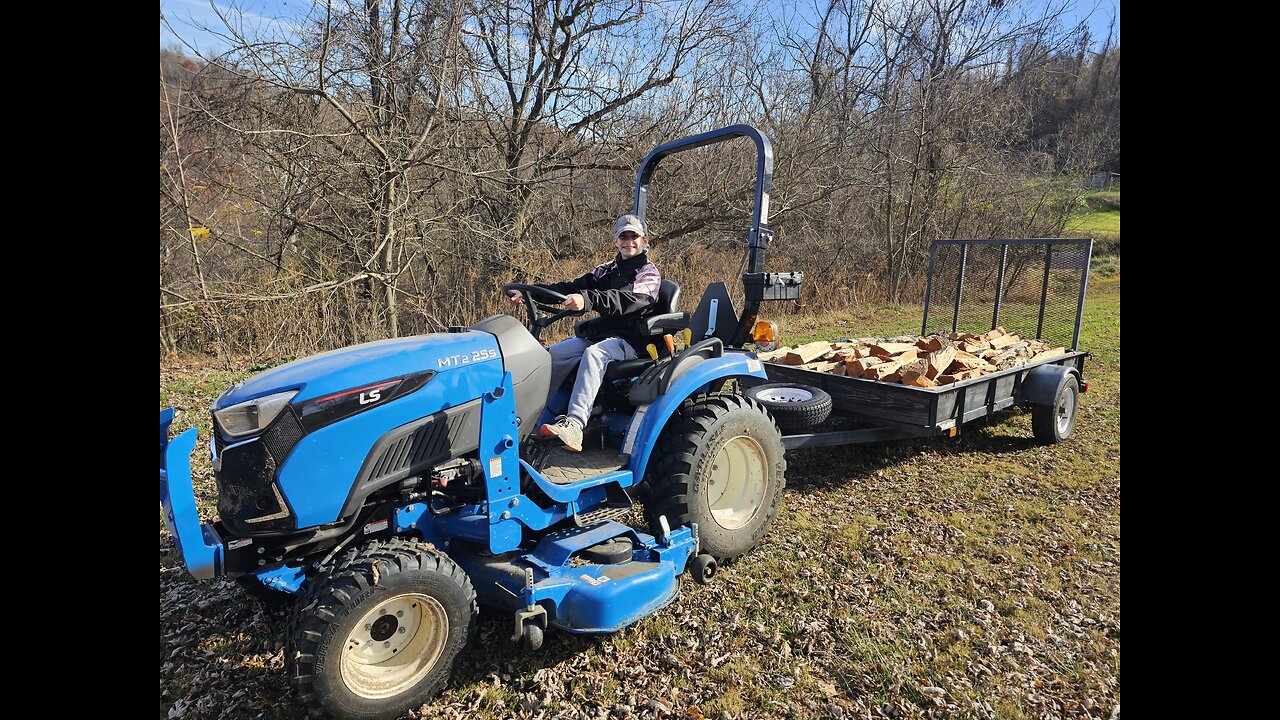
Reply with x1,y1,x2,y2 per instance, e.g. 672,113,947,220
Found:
359,389,382,405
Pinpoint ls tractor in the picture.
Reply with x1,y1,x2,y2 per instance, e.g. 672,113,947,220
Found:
160,125,804,719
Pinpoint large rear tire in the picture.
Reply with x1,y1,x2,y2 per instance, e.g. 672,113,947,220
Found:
642,393,786,563
286,538,477,720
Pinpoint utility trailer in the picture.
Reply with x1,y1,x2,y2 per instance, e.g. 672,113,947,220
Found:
744,238,1094,448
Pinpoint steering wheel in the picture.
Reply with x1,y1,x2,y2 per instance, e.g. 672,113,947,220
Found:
502,283,586,341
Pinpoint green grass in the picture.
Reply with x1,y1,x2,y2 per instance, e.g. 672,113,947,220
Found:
1065,190,1120,255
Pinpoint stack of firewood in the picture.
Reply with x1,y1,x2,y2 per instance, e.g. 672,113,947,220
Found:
756,327,1066,386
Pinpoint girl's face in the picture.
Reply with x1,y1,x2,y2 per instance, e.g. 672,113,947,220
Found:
616,231,647,258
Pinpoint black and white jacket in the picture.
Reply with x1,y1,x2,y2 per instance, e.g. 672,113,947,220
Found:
540,251,662,349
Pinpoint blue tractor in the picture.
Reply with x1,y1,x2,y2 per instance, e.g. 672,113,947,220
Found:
159,126,802,719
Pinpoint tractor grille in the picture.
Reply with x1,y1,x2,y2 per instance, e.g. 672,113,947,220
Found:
263,409,305,465
214,411,303,535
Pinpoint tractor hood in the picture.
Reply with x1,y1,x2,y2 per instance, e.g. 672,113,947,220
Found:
216,331,501,409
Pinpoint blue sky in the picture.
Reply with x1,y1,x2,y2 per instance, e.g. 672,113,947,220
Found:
161,0,1120,56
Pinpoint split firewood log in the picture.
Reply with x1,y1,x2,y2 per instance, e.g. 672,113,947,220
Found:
990,333,1023,350
869,342,917,359
902,370,938,387
916,336,945,352
781,341,835,365
864,360,904,380
756,348,792,362
1032,347,1066,361
847,357,883,375
938,369,985,384
802,360,841,373
898,357,930,379
945,357,981,374
926,347,956,380
996,355,1028,371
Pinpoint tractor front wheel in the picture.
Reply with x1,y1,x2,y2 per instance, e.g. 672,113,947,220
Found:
285,538,477,720
643,393,786,563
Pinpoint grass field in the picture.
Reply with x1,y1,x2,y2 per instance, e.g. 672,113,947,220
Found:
1064,191,1120,255
160,273,1119,720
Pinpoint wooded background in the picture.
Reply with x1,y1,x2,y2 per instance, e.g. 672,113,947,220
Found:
159,0,1120,358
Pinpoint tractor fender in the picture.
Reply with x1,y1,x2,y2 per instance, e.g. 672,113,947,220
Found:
1016,363,1080,407
623,351,768,480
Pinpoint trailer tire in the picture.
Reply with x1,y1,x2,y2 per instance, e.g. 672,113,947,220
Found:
1031,375,1079,444
642,393,786,563
286,538,477,720
742,383,832,430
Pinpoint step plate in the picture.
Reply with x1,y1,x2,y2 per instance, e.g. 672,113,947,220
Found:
540,446,626,485
574,505,631,528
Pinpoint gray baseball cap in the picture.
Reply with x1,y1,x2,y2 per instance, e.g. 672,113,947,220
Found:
613,214,649,239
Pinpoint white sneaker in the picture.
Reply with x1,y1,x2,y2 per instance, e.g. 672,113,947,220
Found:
539,415,583,452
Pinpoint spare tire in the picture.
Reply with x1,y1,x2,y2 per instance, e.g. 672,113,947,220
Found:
743,383,832,430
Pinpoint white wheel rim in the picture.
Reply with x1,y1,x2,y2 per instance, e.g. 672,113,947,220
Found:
1057,387,1076,434
341,593,449,699
758,388,813,403
707,435,768,530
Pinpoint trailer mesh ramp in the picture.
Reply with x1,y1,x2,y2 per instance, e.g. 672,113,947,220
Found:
923,238,1092,350
539,446,626,485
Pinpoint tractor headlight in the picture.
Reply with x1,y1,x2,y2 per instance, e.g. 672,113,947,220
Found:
213,390,299,438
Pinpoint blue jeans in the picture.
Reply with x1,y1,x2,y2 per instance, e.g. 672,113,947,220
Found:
546,337,637,426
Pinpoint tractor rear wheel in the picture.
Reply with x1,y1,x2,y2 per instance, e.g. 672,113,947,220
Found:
642,393,786,563
285,538,477,720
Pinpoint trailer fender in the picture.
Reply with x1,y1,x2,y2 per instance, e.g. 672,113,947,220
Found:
622,352,768,480
1017,363,1080,407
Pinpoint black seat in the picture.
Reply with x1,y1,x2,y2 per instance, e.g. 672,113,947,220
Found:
641,279,689,335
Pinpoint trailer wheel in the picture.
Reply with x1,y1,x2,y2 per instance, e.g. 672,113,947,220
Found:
643,393,786,563
1031,375,1079,444
743,383,832,430
286,538,477,720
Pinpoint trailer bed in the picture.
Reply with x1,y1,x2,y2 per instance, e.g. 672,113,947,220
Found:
760,350,1085,434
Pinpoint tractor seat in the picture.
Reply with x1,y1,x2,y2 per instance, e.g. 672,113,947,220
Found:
574,279,689,344
640,279,690,336
603,279,688,381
